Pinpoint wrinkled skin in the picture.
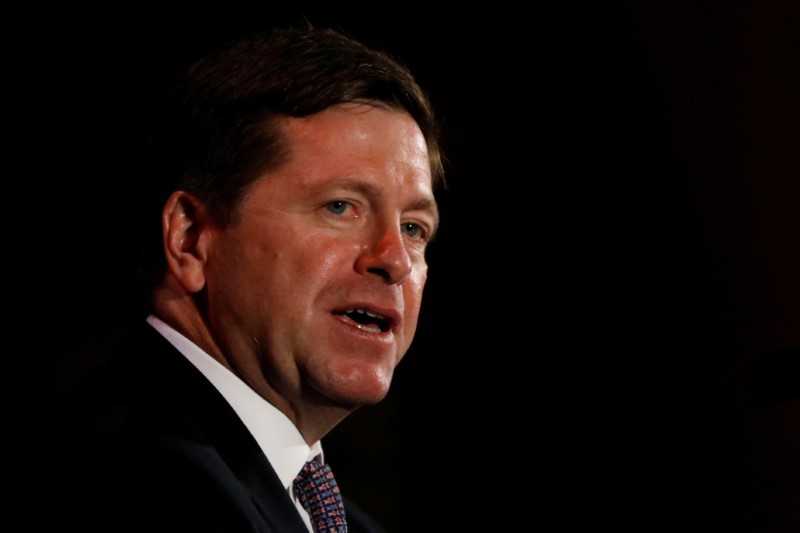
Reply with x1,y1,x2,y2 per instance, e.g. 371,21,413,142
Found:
153,102,438,443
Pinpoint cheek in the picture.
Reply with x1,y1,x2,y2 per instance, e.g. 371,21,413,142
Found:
304,238,357,284
257,225,344,270
413,261,429,291
403,268,428,315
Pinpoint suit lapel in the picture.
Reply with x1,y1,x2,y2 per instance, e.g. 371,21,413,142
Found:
130,322,310,532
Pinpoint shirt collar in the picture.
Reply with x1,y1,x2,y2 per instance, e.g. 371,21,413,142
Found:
146,315,322,489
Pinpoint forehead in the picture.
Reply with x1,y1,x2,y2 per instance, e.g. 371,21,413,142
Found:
277,103,434,193
283,103,427,153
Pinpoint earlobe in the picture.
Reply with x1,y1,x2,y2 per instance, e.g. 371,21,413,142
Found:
162,191,209,293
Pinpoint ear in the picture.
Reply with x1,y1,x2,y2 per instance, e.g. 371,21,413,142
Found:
162,191,211,294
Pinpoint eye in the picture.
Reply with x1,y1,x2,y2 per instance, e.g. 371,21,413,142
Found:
326,200,350,215
401,222,425,240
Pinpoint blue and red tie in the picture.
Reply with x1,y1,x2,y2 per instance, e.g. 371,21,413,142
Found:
294,460,348,532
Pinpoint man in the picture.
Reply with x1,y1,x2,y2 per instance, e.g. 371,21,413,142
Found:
48,25,445,532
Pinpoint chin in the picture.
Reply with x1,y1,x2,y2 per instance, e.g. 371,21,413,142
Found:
324,362,395,406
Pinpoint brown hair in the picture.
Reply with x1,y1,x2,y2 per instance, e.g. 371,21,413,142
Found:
136,25,445,312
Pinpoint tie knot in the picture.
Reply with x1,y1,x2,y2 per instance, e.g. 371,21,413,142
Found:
294,461,348,532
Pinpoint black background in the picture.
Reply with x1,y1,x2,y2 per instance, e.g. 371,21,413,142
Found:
16,2,799,532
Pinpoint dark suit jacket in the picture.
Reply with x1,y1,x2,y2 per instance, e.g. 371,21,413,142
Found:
46,320,385,532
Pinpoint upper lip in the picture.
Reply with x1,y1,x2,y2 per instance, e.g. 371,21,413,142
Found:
333,303,401,333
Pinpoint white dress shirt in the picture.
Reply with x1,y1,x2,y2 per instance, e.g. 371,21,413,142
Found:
146,315,320,531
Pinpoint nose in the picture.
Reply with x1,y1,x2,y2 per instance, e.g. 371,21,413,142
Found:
354,224,413,284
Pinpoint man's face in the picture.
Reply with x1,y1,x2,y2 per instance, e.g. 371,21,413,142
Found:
205,102,438,415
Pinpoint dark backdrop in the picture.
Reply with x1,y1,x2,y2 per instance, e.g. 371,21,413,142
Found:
16,2,798,532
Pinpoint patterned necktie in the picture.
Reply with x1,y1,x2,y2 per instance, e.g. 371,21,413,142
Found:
293,460,348,532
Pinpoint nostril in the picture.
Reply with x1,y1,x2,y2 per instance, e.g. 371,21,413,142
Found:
367,267,391,282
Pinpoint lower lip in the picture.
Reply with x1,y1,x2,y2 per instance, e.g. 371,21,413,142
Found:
332,315,395,346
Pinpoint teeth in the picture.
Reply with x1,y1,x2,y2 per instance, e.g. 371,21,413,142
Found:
352,308,383,319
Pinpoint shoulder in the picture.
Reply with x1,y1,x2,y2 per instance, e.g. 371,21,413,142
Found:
44,321,291,531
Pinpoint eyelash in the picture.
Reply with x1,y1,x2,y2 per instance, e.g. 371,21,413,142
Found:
325,201,430,241
401,222,424,239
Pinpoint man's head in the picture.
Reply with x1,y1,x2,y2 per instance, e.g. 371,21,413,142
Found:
139,26,444,440
138,26,444,303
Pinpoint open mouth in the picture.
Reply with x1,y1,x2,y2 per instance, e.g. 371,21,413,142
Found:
338,308,390,332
